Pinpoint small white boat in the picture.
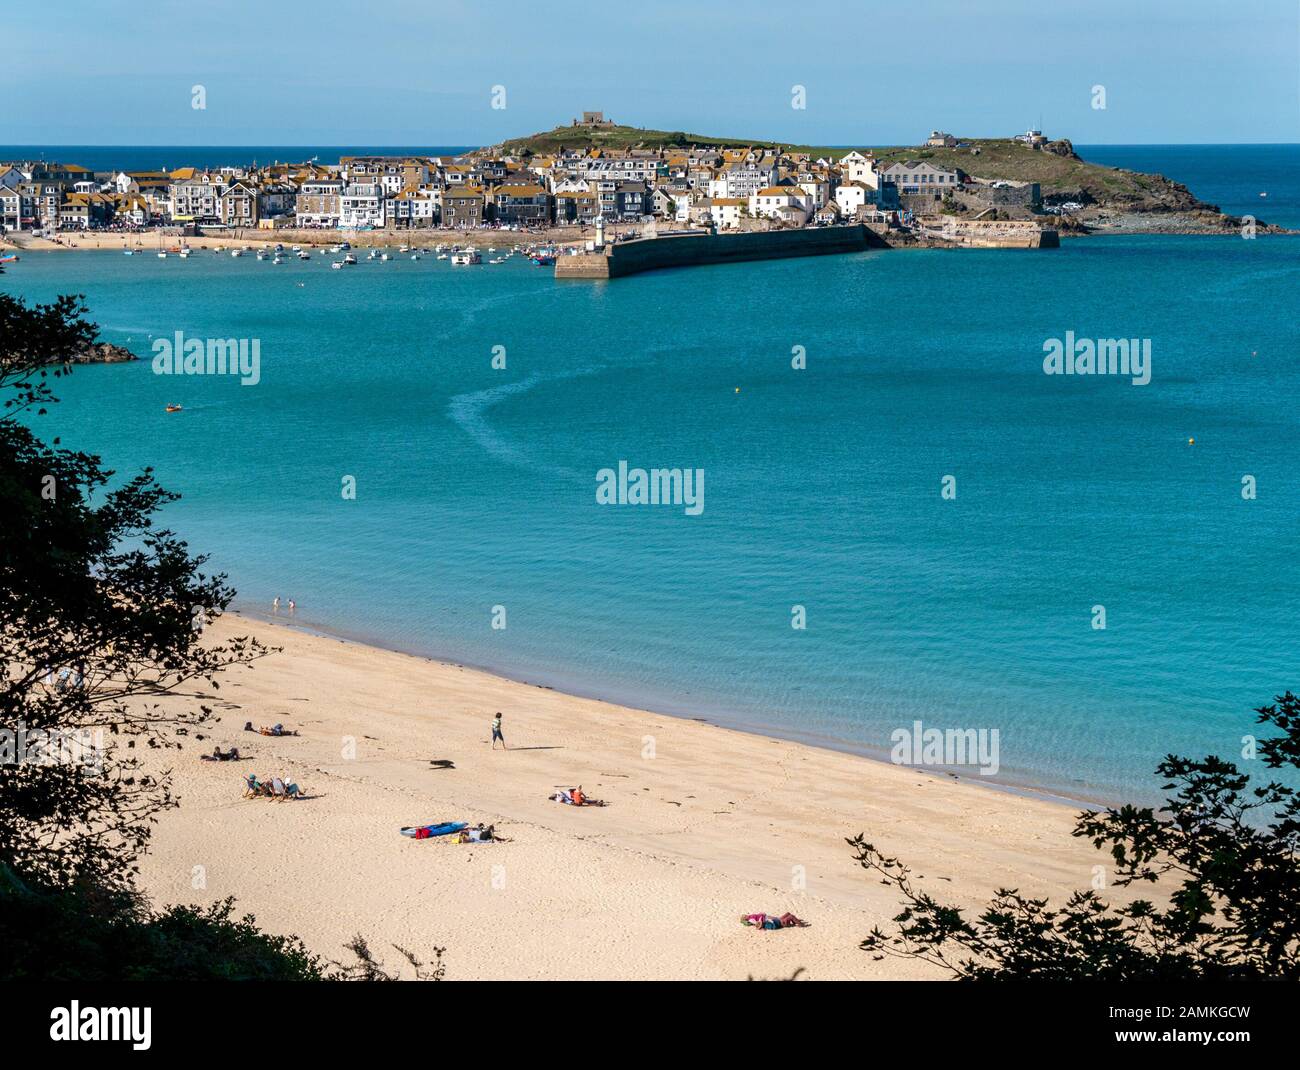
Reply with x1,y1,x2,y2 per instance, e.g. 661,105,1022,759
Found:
178,247,191,258
256,250,269,260
331,261,345,270
231,248,243,257
297,250,311,260
343,253,357,265
123,249,135,256
379,252,390,261
436,253,449,260
451,250,481,265
157,252,167,259
272,255,285,264
489,257,505,264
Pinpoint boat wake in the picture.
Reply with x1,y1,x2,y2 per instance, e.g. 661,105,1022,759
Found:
447,366,601,476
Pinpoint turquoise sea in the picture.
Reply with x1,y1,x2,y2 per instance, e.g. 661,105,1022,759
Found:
5,146,1298,804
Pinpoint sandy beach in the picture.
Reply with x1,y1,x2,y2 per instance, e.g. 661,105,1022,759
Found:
132,614,1113,980
1,223,642,254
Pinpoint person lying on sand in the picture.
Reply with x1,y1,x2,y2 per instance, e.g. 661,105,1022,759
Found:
244,721,298,737
741,912,808,931
201,746,240,762
454,823,496,843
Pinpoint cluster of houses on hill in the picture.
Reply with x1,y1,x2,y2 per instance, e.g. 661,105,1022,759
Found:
0,125,1044,235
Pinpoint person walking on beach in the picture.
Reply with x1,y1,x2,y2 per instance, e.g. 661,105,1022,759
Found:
491,712,506,750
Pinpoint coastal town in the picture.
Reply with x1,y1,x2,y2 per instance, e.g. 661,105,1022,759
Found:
1,114,1075,254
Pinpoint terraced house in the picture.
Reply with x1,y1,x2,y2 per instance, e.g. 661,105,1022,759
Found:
218,180,258,227
169,170,223,224
339,182,385,228
491,183,552,225
295,178,343,227
441,186,485,228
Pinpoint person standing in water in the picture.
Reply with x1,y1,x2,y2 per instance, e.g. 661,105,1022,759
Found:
491,712,505,750
273,596,281,612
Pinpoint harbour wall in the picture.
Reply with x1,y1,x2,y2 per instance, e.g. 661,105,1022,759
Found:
555,225,883,279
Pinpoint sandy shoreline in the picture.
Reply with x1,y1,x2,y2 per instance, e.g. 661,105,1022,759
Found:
132,614,1113,980
0,224,642,254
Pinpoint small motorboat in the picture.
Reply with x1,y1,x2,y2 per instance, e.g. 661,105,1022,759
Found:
451,250,481,265
122,249,134,256
297,250,311,260
157,251,167,258
331,260,345,270
379,252,390,261
343,253,357,265
436,252,449,260
256,250,269,260
272,255,285,264
230,248,243,257
165,404,183,413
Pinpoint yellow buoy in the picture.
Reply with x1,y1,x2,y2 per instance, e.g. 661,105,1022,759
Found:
734,387,740,393
1188,437,1195,445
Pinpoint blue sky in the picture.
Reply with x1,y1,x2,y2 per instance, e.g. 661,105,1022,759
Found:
4,0,1298,145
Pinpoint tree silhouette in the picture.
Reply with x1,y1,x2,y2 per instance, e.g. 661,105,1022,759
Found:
0,292,270,896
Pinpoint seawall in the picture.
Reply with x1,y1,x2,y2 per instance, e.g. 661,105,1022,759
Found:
555,225,883,279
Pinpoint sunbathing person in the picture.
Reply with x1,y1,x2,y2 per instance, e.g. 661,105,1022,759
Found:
741,912,808,930
243,721,299,737
201,746,240,762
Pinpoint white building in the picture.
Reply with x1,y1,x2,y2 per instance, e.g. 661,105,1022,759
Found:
709,197,747,230
839,151,882,190
339,183,385,228
748,186,810,226
834,181,874,218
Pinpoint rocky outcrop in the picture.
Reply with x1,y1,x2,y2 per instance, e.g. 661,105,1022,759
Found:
59,342,139,366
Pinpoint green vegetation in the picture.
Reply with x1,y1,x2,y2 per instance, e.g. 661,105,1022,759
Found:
485,125,1209,211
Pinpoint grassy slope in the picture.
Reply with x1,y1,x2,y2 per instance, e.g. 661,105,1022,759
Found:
486,126,1206,210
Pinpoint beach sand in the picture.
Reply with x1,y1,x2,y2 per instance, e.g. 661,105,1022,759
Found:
1,223,639,254
135,614,1111,980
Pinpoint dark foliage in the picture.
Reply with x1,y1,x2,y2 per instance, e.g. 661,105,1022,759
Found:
1,293,271,894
